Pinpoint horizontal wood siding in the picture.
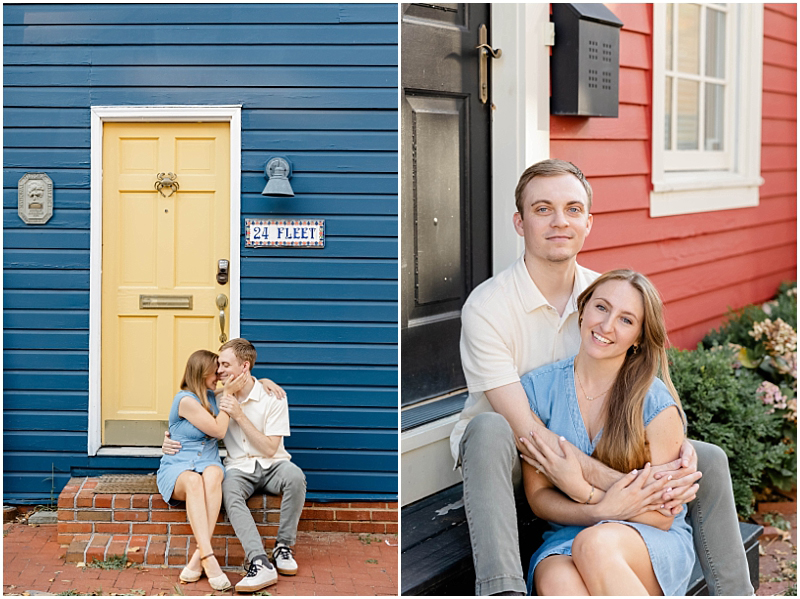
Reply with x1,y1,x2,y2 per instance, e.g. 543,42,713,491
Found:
3,3,398,502
551,3,796,350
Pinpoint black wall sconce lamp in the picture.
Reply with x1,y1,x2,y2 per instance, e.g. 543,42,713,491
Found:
261,157,295,197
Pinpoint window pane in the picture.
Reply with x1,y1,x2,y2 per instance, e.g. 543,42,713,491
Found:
666,4,674,70
705,83,724,150
706,8,726,78
665,76,673,149
678,4,700,74
677,79,699,150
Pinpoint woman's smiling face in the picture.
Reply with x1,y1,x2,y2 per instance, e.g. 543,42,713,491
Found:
580,279,644,363
204,361,220,390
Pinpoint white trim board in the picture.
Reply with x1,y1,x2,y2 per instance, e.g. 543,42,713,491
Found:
490,3,551,274
401,9,553,505
88,105,242,457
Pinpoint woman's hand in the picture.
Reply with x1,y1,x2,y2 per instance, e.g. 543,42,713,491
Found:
520,431,589,503
223,371,249,395
258,378,287,400
596,462,672,521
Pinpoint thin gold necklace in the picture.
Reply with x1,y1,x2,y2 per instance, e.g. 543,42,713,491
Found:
574,357,613,401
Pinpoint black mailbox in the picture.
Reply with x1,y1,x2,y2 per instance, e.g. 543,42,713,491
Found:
551,3,624,117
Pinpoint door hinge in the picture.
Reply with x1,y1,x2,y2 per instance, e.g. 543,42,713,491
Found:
545,22,555,46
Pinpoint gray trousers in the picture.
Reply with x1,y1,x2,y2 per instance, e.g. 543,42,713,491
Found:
459,411,754,596
221,460,307,562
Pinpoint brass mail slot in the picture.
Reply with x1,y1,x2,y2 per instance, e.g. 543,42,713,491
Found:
139,295,193,310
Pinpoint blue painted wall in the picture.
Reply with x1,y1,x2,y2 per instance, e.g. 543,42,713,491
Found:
3,3,398,503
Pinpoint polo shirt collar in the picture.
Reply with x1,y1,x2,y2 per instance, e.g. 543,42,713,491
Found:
513,254,549,313
239,378,263,405
513,253,588,316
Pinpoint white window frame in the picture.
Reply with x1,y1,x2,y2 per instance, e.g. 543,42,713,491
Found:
651,3,764,218
88,105,242,457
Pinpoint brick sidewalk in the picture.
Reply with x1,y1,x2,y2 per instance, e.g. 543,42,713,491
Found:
3,522,398,596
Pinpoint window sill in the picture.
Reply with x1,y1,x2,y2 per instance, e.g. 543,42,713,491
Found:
650,174,763,217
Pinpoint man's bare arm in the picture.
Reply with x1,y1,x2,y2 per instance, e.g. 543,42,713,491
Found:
218,396,281,458
485,381,622,491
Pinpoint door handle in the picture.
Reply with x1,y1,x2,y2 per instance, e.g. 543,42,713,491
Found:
216,294,228,343
476,24,502,104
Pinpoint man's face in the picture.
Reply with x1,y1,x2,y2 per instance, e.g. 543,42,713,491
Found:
512,174,593,265
217,348,248,382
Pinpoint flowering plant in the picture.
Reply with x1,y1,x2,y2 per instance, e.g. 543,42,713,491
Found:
701,281,797,501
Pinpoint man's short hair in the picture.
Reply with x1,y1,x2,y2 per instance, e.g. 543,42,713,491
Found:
219,338,257,369
514,159,593,215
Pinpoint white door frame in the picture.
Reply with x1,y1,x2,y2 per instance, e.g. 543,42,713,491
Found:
401,8,552,505
88,105,242,456
490,3,551,274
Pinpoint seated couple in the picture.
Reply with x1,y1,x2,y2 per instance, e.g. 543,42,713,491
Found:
453,159,753,595
157,338,305,593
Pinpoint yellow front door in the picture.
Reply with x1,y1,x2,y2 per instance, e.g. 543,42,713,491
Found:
101,122,231,446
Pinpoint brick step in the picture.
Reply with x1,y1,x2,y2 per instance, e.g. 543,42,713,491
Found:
57,477,398,568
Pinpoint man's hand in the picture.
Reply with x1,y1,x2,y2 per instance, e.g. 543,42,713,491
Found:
651,439,702,514
223,371,250,395
162,431,182,455
597,463,672,521
259,378,286,400
520,432,588,503
218,394,244,421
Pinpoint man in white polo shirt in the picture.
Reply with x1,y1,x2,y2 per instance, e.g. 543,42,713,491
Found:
452,159,751,596
163,338,306,593
215,338,306,593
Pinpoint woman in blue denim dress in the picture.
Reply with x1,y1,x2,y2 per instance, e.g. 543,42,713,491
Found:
156,349,244,591
519,270,695,595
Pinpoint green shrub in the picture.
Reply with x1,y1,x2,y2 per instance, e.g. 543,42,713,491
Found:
668,345,785,519
694,281,797,504
703,281,797,348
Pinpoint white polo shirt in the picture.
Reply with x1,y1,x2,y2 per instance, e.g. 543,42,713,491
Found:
450,254,599,464
223,380,292,473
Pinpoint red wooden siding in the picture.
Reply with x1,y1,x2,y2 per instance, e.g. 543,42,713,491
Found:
551,3,797,349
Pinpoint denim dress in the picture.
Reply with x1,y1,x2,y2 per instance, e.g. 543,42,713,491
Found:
156,390,224,506
520,356,695,596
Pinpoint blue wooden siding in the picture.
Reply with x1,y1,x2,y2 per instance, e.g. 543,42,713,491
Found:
3,3,398,503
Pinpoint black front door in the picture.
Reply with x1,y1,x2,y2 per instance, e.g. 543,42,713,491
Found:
400,3,492,406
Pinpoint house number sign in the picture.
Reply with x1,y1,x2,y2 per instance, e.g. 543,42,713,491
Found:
18,172,53,224
245,219,325,248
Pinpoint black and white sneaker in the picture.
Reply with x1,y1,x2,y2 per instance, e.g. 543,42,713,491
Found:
235,554,277,592
272,544,298,576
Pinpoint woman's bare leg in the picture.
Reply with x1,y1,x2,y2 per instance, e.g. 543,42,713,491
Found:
534,555,590,596
185,466,225,572
202,466,224,534
571,523,662,596
172,470,223,579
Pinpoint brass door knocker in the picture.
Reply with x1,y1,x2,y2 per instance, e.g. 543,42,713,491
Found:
155,172,179,197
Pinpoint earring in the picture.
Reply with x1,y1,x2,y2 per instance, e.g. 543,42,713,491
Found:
633,344,640,354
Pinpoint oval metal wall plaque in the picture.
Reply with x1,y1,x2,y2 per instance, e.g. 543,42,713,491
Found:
18,172,53,224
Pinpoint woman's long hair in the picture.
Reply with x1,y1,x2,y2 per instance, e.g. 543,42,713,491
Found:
576,270,683,473
180,349,218,416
